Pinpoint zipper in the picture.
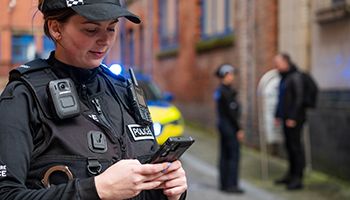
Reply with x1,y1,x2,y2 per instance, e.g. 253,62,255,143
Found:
81,84,88,100
91,97,127,158
79,83,125,159
91,98,111,128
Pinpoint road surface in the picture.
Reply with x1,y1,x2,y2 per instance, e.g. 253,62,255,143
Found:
182,154,285,200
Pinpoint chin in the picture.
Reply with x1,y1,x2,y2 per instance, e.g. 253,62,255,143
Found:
86,61,102,69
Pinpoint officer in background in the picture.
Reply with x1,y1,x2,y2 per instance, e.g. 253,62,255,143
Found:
0,0,187,199
214,64,244,194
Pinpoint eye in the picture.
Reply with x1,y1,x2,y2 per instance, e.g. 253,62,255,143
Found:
107,28,115,32
85,28,98,33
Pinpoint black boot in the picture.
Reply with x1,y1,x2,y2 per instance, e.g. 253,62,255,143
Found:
287,178,303,190
274,175,291,185
221,186,245,194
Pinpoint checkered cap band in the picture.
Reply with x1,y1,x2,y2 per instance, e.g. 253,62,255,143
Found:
66,0,84,7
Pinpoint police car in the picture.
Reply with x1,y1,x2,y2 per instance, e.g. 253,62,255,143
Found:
109,64,185,144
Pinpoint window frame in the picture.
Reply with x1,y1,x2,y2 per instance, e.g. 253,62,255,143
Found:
200,0,234,40
128,29,135,67
158,0,179,50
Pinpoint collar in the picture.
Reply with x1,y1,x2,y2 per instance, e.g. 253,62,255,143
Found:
47,51,99,84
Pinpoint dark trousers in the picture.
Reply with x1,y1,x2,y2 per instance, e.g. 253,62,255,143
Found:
283,121,305,180
218,120,240,189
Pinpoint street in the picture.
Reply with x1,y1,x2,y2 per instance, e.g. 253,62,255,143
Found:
181,126,285,200
182,153,284,200
181,126,350,200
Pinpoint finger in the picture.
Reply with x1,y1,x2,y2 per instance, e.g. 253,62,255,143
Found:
163,185,187,197
163,177,186,189
162,161,182,173
136,163,170,175
142,171,165,182
137,180,163,191
117,159,141,166
152,169,182,182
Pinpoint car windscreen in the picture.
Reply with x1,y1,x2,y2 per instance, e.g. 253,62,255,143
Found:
138,80,164,101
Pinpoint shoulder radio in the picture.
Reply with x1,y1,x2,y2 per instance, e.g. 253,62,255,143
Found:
127,68,153,126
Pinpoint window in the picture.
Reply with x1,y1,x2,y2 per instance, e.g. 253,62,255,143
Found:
12,35,35,64
139,26,144,69
201,0,234,39
332,0,345,5
128,29,135,66
159,0,179,50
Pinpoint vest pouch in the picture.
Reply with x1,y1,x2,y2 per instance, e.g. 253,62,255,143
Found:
27,155,113,189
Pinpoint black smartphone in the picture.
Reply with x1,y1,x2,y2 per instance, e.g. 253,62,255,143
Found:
148,136,195,164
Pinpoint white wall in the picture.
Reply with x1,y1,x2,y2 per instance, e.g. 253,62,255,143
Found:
278,0,311,70
311,1,350,89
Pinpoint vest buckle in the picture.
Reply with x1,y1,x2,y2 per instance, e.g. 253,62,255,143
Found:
87,157,102,176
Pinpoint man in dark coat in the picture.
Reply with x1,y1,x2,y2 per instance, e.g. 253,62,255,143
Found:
274,53,306,190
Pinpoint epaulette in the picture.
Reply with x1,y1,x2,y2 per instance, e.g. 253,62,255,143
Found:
9,59,52,82
7,59,58,120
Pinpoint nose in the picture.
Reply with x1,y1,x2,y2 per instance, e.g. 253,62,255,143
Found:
96,31,110,46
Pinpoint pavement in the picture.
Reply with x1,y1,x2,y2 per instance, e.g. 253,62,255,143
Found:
182,124,350,200
183,154,283,200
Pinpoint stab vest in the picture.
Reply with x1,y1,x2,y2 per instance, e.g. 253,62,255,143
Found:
9,59,158,190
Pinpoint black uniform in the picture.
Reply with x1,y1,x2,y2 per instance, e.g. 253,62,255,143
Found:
214,84,241,190
0,52,185,200
275,65,306,182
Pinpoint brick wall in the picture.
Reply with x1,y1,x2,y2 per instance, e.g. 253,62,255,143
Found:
235,0,278,146
0,0,43,77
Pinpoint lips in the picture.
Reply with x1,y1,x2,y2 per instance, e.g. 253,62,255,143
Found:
89,50,106,59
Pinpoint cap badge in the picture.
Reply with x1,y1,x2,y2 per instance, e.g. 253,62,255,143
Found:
66,0,84,7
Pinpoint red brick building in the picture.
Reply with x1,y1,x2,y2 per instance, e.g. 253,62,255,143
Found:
122,0,278,146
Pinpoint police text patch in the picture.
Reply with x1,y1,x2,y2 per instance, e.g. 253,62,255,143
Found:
0,165,7,177
127,124,154,141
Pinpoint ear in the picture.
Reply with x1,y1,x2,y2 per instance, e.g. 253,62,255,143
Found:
48,20,62,41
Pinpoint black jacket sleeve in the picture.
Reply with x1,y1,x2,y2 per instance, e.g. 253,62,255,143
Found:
0,82,99,200
287,73,304,120
218,87,241,130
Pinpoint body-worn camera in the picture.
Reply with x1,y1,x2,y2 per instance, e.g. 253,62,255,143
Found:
47,78,80,120
127,68,153,126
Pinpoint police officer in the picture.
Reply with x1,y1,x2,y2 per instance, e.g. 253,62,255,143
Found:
0,0,187,199
214,64,244,194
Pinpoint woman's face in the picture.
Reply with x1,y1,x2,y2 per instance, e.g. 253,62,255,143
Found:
223,72,235,85
53,15,118,69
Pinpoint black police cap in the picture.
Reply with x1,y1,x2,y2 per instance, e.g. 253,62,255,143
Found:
39,0,141,24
